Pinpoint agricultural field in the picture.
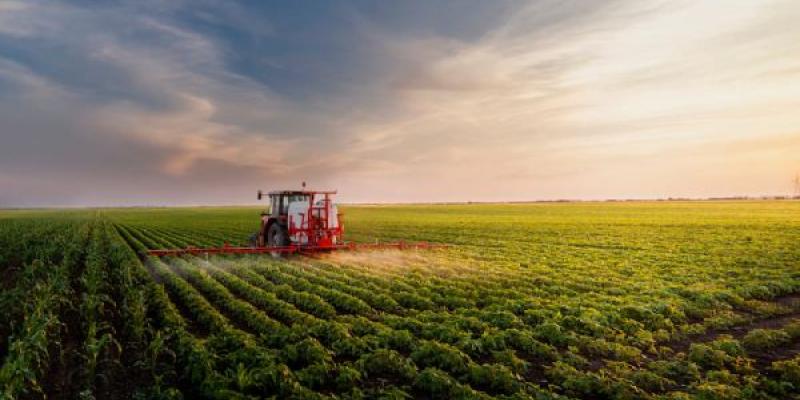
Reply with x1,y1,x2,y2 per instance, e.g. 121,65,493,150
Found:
2,201,800,399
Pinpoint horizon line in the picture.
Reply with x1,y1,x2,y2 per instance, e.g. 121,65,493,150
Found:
2,195,799,210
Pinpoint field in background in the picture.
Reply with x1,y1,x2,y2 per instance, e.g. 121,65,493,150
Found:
2,201,800,399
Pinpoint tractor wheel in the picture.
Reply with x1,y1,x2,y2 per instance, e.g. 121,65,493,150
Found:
268,224,289,246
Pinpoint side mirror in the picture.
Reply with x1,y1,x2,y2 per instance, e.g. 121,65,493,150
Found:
257,190,263,200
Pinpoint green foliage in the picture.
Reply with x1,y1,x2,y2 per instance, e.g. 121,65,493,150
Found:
410,340,472,375
782,319,800,339
771,356,800,386
545,362,604,398
533,323,572,348
647,359,702,384
413,368,459,397
283,338,333,368
692,382,741,400
334,364,362,391
688,343,729,370
708,335,745,357
3,200,800,398
467,363,519,394
357,349,417,382
741,328,791,351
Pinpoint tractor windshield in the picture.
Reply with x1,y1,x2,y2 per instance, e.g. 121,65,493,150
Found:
288,194,310,204
268,193,312,215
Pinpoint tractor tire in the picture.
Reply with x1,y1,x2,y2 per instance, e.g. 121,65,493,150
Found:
267,224,288,258
268,223,289,247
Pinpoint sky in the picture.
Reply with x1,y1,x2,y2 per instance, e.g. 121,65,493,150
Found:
0,0,799,206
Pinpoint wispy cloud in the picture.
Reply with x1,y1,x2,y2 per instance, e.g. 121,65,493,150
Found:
0,0,798,206
330,0,800,201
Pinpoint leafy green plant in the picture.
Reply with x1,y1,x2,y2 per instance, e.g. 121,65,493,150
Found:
410,341,472,375
357,349,417,382
771,356,800,386
688,343,729,370
741,328,791,351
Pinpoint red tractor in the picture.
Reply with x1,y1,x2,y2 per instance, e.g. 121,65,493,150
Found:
253,189,342,249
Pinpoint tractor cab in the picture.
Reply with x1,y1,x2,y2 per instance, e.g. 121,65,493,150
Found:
259,190,310,218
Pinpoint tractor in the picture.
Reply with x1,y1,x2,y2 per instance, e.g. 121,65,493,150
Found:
253,189,342,249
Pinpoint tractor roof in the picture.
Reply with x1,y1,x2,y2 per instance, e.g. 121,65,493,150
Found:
267,190,337,196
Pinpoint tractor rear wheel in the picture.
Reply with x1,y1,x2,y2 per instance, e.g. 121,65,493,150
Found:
267,224,288,258
268,223,289,247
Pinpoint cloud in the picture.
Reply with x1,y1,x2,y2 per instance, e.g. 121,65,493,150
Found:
0,0,798,206
328,0,800,200
1,2,319,181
